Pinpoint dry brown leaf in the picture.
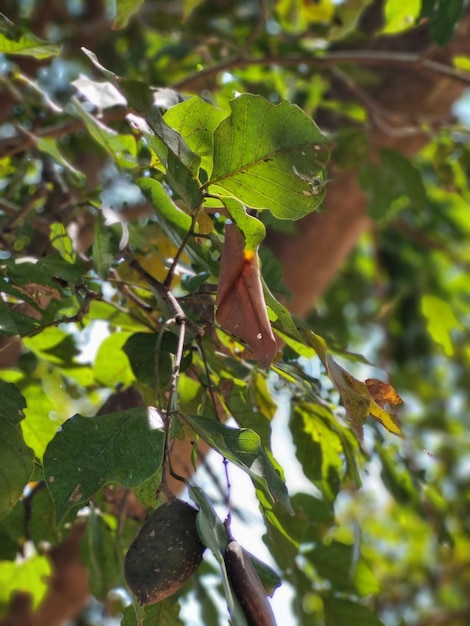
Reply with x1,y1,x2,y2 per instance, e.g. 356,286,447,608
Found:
216,223,277,369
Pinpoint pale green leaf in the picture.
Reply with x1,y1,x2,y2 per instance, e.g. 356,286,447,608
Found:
93,332,136,388
382,0,421,34
208,94,329,219
164,97,227,173
421,294,461,356
0,14,61,58
0,554,52,611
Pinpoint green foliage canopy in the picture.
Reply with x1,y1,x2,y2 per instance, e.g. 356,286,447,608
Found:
1,1,470,625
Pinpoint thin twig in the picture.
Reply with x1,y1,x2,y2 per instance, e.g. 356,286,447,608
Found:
196,334,223,422
163,214,197,288
127,254,203,337
173,49,470,91
162,316,187,479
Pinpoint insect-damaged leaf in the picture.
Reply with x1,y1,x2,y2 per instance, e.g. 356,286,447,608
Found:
216,223,277,369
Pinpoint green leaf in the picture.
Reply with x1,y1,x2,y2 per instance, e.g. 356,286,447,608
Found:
123,331,175,389
164,96,227,174
185,414,292,513
0,380,26,424
0,554,52,614
421,294,461,356
0,14,61,58
50,223,77,264
92,213,118,280
138,178,193,234
72,97,137,168
93,332,136,388
113,0,145,29
306,541,355,591
291,403,343,500
220,197,266,251
34,137,84,180
43,407,165,522
21,384,62,461
430,0,464,46
323,595,386,626
81,508,120,599
117,78,200,174
208,94,329,219
121,598,184,626
189,485,249,626
0,420,34,520
381,0,421,34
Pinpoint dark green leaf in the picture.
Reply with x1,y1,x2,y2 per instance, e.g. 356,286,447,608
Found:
430,0,464,46
81,508,120,599
43,408,165,522
0,420,34,520
0,380,26,424
323,595,386,626
92,213,119,280
186,415,292,513
291,403,343,500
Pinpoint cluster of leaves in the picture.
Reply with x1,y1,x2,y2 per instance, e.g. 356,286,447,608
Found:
1,1,470,626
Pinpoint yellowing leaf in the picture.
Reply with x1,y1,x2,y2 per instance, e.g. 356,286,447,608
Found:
301,0,336,23
365,378,403,409
326,357,403,439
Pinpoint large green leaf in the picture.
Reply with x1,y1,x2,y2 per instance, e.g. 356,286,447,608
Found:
0,420,34,520
208,94,329,219
43,408,165,521
185,414,292,513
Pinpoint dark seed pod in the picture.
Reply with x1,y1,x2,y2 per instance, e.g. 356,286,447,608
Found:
224,539,277,626
124,498,206,605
